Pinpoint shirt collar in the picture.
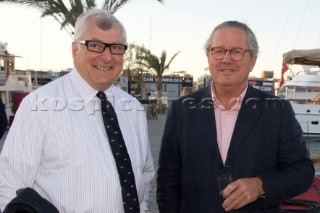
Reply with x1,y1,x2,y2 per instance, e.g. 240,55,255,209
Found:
210,81,248,111
70,69,98,103
71,68,121,104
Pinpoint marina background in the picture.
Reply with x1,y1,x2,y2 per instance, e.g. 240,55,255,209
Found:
1,1,320,211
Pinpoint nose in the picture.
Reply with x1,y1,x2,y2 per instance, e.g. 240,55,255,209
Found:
100,47,113,61
221,50,233,62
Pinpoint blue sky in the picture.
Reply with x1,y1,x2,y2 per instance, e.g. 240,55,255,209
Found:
1,0,320,79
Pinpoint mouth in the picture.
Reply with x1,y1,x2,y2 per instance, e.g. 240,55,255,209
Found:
94,65,113,70
219,69,235,73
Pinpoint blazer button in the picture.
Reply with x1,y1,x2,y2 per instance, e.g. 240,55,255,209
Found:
218,164,223,169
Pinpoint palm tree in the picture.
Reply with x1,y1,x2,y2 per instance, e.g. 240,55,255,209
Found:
0,0,164,37
124,43,152,95
142,50,180,111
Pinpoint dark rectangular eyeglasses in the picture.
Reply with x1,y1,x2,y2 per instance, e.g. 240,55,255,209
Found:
77,40,127,55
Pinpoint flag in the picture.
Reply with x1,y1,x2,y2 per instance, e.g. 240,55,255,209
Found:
280,62,289,86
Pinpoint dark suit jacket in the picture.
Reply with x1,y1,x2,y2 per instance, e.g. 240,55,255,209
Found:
157,85,315,213
0,98,7,139
3,187,59,213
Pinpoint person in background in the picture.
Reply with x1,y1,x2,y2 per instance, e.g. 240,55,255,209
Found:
180,87,193,97
0,8,154,212
150,102,158,120
0,98,7,139
156,20,314,213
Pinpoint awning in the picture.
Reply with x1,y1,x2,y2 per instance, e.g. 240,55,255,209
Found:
283,49,320,66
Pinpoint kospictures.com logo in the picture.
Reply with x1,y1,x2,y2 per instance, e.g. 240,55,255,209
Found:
27,94,146,114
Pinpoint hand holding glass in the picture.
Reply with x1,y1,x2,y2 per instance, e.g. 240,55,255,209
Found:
218,175,233,212
218,174,233,192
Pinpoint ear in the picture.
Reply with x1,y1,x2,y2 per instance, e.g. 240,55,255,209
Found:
72,42,78,58
249,57,257,72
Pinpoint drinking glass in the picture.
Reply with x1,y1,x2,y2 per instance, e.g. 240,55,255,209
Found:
218,174,233,213
218,174,233,192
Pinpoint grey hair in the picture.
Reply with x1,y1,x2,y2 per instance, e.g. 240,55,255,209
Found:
73,8,127,43
204,21,259,58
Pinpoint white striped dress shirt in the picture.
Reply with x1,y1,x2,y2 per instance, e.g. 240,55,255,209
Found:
0,69,155,213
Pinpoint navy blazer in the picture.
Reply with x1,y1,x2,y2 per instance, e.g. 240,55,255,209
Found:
157,85,315,213
3,187,59,213
0,98,7,139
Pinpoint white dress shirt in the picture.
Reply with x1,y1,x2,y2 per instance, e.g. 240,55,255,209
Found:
0,69,155,213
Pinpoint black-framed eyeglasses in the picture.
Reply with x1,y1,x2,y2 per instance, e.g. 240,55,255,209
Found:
77,40,127,55
209,47,251,61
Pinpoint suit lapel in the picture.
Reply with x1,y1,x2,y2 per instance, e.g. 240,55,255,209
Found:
198,87,224,165
226,86,263,163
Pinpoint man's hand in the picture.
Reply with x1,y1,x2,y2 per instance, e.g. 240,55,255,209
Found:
221,177,265,212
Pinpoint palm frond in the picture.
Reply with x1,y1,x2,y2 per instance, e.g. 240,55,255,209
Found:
0,0,165,38
164,51,180,70
84,0,96,9
102,0,164,14
102,0,128,13
0,0,41,6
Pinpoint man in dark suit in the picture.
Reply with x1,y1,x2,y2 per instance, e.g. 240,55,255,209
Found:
156,21,315,213
0,98,7,139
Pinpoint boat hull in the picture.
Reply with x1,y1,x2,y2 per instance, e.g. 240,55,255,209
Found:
291,102,320,135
